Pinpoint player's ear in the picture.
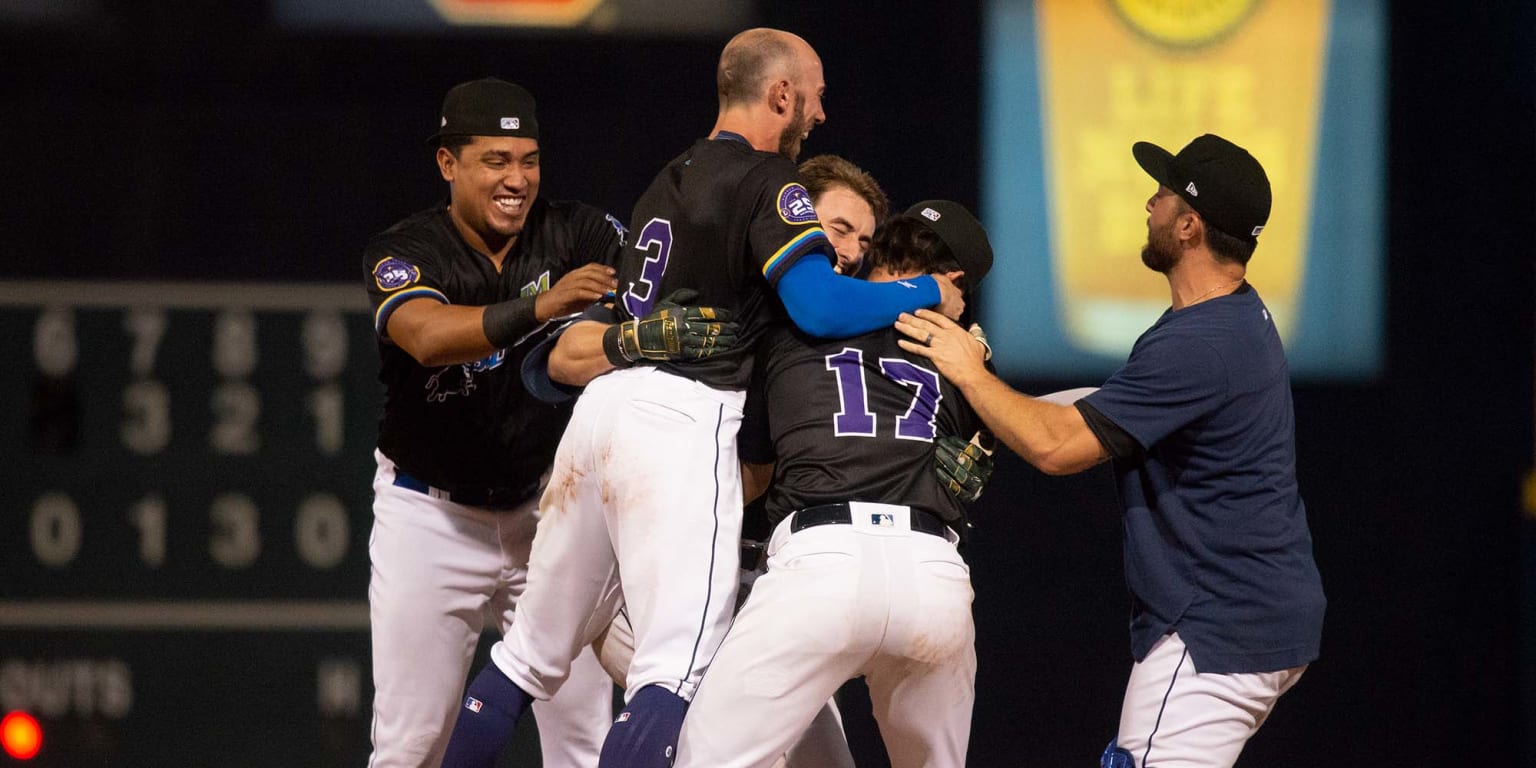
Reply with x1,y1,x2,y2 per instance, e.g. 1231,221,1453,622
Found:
1177,210,1203,246
436,146,458,183
768,78,791,115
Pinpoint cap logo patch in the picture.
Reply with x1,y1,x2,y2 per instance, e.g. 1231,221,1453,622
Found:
777,183,819,225
373,256,420,291
440,117,447,127
500,117,520,130
1251,225,1265,236
920,207,941,221
1185,181,1199,196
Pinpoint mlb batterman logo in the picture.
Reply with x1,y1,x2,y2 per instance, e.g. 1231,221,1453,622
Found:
373,257,420,291
501,117,520,130
777,183,819,225
920,207,941,222
464,696,484,713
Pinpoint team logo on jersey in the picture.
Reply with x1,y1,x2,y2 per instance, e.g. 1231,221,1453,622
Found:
373,257,420,291
467,349,506,373
521,270,551,298
777,183,819,225
425,365,477,402
605,213,629,246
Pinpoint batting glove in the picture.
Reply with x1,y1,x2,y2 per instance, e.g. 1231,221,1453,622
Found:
603,289,738,365
936,431,995,504
967,321,993,361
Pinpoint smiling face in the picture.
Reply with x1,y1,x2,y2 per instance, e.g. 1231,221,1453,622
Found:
438,135,541,254
775,49,825,160
813,184,876,274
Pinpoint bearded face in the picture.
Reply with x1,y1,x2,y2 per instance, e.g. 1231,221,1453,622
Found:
1140,210,1182,273
777,93,810,160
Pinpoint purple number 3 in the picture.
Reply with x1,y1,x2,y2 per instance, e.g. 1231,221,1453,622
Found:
825,348,942,441
622,217,673,318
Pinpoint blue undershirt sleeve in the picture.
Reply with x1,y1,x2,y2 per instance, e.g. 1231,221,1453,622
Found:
775,256,941,339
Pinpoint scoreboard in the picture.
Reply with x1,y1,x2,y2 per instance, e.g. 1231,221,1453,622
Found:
1,281,383,766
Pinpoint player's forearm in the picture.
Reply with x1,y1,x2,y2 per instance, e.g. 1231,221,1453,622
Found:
388,302,506,367
777,256,939,338
548,321,619,386
954,372,1105,476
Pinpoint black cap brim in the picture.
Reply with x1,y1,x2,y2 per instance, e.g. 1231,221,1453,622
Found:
1132,141,1176,188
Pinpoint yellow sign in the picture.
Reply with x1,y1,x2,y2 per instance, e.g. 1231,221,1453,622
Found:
428,0,604,27
1037,0,1327,354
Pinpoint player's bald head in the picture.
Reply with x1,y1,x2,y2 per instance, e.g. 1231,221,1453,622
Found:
717,28,817,107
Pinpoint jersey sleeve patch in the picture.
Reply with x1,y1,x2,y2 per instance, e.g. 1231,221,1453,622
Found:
777,183,820,225
373,256,421,291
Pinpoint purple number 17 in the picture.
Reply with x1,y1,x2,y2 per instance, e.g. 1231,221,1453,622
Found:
825,348,942,441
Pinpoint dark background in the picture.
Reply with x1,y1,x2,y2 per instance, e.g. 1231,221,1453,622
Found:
1,1,1533,766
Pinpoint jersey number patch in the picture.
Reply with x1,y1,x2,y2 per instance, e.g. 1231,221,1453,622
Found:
824,348,942,441
621,218,673,318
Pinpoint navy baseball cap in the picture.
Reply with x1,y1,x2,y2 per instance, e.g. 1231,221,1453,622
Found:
906,200,993,287
1132,134,1271,245
428,77,539,144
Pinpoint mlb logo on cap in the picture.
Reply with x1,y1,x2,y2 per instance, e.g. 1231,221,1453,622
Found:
501,117,520,130
920,207,941,221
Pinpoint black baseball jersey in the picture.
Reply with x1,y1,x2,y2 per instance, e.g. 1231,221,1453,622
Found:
739,323,983,530
615,133,832,390
364,199,625,502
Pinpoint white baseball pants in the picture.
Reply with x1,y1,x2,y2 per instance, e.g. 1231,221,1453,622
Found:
490,367,747,704
593,604,854,768
1114,632,1307,767
676,502,977,768
366,451,614,768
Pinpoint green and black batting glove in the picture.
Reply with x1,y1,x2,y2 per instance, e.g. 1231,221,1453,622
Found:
603,289,738,365
936,432,995,504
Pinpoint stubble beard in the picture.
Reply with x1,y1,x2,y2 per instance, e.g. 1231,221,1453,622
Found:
1140,223,1179,274
777,95,807,160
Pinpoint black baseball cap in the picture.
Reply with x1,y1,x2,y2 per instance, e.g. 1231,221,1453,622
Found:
428,77,539,144
1132,134,1271,245
906,200,993,287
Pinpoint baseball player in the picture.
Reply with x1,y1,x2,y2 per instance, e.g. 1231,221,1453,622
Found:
895,135,1326,768
674,200,994,768
519,154,987,768
439,29,965,768
363,77,627,768
797,154,887,276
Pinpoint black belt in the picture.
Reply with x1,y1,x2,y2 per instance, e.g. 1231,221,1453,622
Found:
392,471,532,510
789,503,953,539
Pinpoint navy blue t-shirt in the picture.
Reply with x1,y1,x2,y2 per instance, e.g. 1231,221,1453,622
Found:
1082,284,1325,674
